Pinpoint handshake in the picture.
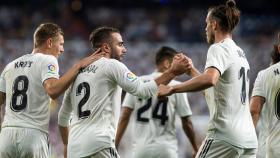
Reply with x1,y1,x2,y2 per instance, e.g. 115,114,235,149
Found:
158,53,198,97
169,53,194,77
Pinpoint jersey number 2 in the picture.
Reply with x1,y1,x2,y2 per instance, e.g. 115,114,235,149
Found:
76,82,91,119
137,98,169,125
11,75,29,112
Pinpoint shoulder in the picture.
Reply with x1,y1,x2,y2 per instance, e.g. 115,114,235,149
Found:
39,53,57,61
4,55,26,70
257,69,266,77
102,58,126,68
263,63,280,76
209,42,229,53
208,43,225,55
29,53,58,64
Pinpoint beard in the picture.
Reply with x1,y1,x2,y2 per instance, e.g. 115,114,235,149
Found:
207,33,215,45
111,49,122,61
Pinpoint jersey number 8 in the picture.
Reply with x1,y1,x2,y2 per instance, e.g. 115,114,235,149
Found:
11,75,29,112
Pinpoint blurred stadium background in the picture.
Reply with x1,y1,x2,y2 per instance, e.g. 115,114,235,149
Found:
0,0,279,157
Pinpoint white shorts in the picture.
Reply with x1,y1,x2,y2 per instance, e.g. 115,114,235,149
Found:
0,127,49,158
196,138,257,158
85,148,120,158
133,143,177,158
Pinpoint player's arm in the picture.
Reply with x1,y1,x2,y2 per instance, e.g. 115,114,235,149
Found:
181,116,198,156
58,88,73,158
154,53,191,86
0,92,6,130
250,96,265,128
115,107,133,149
188,66,201,78
184,55,201,78
0,92,5,108
59,126,69,158
159,45,230,96
250,71,266,128
108,54,191,99
159,68,220,96
44,49,104,100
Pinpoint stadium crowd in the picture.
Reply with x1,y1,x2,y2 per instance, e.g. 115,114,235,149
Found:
0,4,279,158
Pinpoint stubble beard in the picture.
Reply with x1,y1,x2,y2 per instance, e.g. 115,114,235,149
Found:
207,33,215,45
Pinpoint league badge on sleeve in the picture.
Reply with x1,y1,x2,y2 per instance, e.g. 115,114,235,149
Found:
125,71,138,82
48,64,57,74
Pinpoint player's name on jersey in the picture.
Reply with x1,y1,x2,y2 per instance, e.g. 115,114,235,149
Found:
274,68,280,76
14,61,33,69
79,65,98,74
237,50,246,59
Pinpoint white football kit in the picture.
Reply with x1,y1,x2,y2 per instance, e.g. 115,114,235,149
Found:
252,63,280,158
58,57,158,158
197,38,258,158
0,53,59,158
122,72,193,158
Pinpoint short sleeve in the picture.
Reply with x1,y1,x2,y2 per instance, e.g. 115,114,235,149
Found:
41,55,59,83
175,93,192,117
252,71,265,98
122,92,136,109
205,45,231,75
105,60,157,99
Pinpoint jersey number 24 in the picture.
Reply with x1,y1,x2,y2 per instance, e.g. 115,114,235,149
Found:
137,98,169,125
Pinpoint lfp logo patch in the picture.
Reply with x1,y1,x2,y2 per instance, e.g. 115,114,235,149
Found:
125,72,137,82
48,64,56,74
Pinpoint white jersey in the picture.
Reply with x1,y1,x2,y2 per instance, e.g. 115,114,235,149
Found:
204,38,257,148
252,63,280,157
58,57,157,158
123,72,192,156
0,53,59,133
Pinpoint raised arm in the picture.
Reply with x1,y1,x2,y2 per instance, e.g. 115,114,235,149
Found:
173,68,219,93
158,68,220,96
44,49,104,100
154,53,191,86
184,55,201,78
115,107,133,149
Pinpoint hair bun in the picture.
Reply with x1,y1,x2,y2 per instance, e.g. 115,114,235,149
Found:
226,0,236,7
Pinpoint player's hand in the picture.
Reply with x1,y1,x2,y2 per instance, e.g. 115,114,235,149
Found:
184,55,195,76
170,53,190,76
78,48,106,68
158,84,173,97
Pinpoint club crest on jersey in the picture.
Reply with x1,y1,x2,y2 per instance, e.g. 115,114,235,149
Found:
125,71,137,82
48,64,56,74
